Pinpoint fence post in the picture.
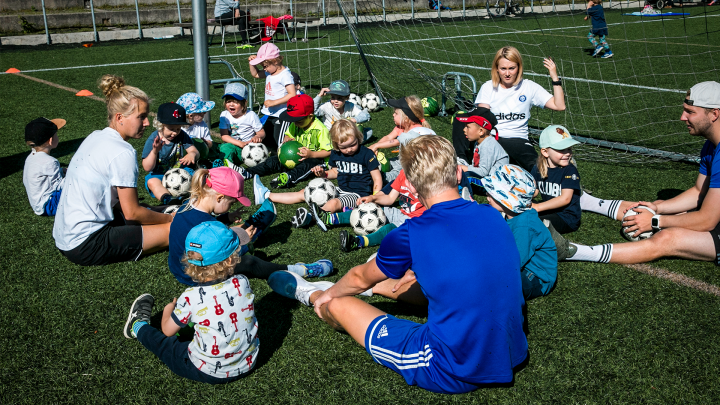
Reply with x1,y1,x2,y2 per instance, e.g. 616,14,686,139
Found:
323,0,326,25
531,0,534,13
134,0,143,39
41,0,51,45
383,0,386,22
290,0,294,18
89,0,99,42
192,0,210,125
176,0,183,35
463,0,466,17
411,0,414,19
354,0,358,24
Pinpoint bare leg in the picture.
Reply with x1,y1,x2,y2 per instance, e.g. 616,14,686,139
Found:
147,178,170,202
371,279,429,306
269,190,305,205
309,292,386,348
610,228,716,264
321,198,343,213
141,223,171,255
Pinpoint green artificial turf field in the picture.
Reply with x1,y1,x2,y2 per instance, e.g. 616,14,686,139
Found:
1,8,719,403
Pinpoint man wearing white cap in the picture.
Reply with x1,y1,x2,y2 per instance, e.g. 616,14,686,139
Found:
567,81,720,265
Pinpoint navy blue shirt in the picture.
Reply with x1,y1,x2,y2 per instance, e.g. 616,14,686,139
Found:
141,130,194,175
328,146,379,196
587,4,608,36
376,198,528,384
168,205,218,286
531,164,582,232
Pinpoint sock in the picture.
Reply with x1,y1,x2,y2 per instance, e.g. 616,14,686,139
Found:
132,320,148,337
286,264,307,277
160,193,173,205
365,224,397,247
327,213,340,225
359,288,373,297
337,210,352,225
567,243,613,263
357,236,367,248
580,192,623,220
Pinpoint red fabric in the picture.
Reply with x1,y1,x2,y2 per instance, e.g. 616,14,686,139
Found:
391,170,426,218
257,16,282,41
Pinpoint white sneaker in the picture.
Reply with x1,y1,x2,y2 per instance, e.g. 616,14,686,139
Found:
267,271,334,306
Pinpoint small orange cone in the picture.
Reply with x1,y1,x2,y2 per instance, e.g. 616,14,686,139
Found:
82,43,93,48
5,68,20,73
76,89,94,97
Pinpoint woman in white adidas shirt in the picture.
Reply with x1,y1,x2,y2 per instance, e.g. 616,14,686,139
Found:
474,46,566,171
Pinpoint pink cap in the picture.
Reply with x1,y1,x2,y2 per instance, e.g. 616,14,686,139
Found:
206,167,251,206
250,43,281,66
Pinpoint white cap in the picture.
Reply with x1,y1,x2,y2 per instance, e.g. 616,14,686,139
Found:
686,81,720,109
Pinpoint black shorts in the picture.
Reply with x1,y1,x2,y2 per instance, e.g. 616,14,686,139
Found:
711,221,720,266
60,214,143,266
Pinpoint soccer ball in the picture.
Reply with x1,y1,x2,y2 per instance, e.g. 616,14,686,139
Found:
350,202,387,235
304,178,338,206
163,205,181,214
621,206,655,241
348,93,361,105
162,167,192,197
361,93,380,112
241,143,269,167
421,97,439,116
279,140,303,169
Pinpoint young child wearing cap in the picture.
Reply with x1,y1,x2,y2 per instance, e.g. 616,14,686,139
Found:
230,94,333,189
22,117,67,216
531,125,583,234
253,119,381,229
124,221,260,383
291,71,304,95
455,108,509,180
218,83,266,168
313,80,372,142
482,164,558,300
169,167,333,286
248,43,296,150
141,103,200,205
176,92,216,159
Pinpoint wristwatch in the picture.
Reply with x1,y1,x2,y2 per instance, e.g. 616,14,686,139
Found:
651,215,662,232
552,78,562,86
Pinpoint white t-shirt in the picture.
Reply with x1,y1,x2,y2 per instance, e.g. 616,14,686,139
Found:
185,121,211,141
23,149,65,215
219,110,263,142
397,126,437,146
312,97,370,130
53,127,138,251
474,79,553,140
261,67,294,117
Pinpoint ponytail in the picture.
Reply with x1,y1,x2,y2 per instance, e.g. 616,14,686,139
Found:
189,168,217,202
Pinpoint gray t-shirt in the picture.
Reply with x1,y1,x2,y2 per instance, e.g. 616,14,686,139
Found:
460,137,509,178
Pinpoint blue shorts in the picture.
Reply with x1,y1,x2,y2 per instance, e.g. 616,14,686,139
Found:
144,174,165,198
364,314,480,394
42,189,62,216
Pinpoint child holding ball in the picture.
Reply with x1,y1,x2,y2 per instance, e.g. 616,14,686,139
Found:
23,117,67,216
141,103,200,204
531,125,582,234
218,83,265,168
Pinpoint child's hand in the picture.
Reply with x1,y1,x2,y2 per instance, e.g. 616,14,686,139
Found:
245,224,257,240
250,135,264,143
297,147,310,161
311,165,326,177
248,55,257,62
318,87,330,96
357,195,376,205
584,15,588,20
152,135,164,151
178,154,195,166
264,99,276,108
543,57,559,81
238,140,249,148
369,144,379,154
228,208,245,224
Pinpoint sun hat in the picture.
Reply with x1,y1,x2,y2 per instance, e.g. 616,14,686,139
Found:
223,82,247,101
157,103,188,126
481,164,536,213
25,117,66,146
539,125,580,150
685,81,720,109
185,221,240,266
207,167,251,206
176,92,215,114
250,43,281,66
279,94,315,122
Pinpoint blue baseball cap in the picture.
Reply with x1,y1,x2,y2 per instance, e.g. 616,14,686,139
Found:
223,82,247,101
185,222,240,266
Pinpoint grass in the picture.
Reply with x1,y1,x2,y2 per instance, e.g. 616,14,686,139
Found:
1,10,720,403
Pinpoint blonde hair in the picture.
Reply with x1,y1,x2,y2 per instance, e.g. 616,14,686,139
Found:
262,56,284,67
189,168,218,202
330,119,363,150
536,150,551,179
396,96,432,130
399,135,457,199
491,47,524,88
182,251,239,283
224,97,248,115
98,74,149,125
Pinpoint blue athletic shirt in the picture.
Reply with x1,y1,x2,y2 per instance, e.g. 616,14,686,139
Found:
328,146,379,196
699,140,720,189
168,204,218,285
531,164,582,232
141,130,194,176
506,208,557,295
586,4,608,36
375,198,528,384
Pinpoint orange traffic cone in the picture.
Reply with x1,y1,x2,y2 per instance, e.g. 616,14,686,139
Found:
76,89,94,96
5,68,20,73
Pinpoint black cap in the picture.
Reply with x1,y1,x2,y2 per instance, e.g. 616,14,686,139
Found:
387,98,421,124
291,71,301,86
25,117,66,146
157,102,188,126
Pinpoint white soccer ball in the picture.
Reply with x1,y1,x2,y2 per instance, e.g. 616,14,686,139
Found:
348,93,361,105
162,167,192,197
241,143,269,167
621,206,656,242
350,202,387,235
361,93,380,112
163,205,180,214
304,178,338,206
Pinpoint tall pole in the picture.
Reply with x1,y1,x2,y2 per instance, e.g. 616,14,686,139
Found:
134,0,143,39
89,0,99,42
176,0,183,35
41,0,51,45
192,0,210,124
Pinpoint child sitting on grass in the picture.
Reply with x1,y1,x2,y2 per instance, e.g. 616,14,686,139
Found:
218,83,265,169
455,108,508,184
313,79,372,142
141,103,200,204
481,164,558,300
231,94,333,189
253,119,381,230
124,221,259,384
23,117,67,216
169,167,332,286
176,92,215,160
585,0,613,58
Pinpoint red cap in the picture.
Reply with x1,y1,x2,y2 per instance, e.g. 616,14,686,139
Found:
280,94,314,122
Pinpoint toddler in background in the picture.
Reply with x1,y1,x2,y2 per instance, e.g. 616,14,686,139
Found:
218,83,265,168
22,117,67,216
585,0,613,58
313,80,372,142
176,92,215,160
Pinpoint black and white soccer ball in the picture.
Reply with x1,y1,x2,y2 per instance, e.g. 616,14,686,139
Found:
361,93,380,112
162,168,192,197
350,202,387,235
241,143,269,167
304,178,338,206
348,93,361,105
163,205,181,214
621,206,655,241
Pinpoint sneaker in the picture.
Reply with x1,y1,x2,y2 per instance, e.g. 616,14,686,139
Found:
592,46,604,57
601,51,614,59
270,173,290,188
310,202,329,232
267,271,334,306
292,207,314,228
547,222,573,261
253,175,270,206
461,187,473,202
564,243,578,261
245,199,277,235
297,259,333,278
339,230,358,252
225,159,251,179
212,158,225,168
123,293,154,339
